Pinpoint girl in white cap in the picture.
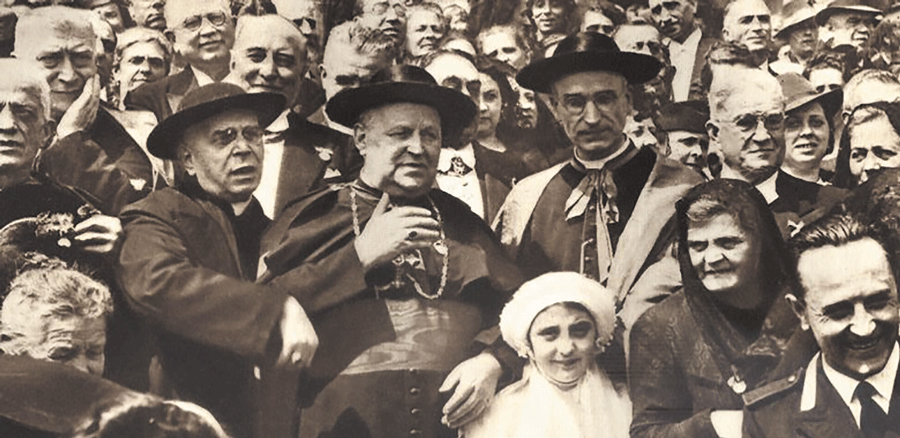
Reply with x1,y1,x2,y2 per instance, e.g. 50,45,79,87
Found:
463,272,630,438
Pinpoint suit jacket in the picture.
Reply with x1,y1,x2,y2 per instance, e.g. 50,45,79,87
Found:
36,108,153,215
268,113,360,216
744,352,900,438
124,67,197,122
686,37,717,101
771,170,847,238
116,187,287,438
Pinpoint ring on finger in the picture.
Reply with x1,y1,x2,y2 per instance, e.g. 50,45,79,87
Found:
407,230,417,240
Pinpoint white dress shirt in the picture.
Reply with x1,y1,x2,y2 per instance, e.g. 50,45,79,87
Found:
254,110,290,219
668,28,702,102
720,166,779,204
190,65,216,87
822,342,899,427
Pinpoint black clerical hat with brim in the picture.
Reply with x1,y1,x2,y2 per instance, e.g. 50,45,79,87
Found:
147,83,285,159
326,64,477,140
516,32,662,94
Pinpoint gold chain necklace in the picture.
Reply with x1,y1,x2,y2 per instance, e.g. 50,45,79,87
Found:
349,187,449,299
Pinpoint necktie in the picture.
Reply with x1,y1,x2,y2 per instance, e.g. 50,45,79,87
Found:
855,381,888,438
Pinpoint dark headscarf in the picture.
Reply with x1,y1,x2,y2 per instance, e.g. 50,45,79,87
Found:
674,179,799,386
833,101,900,188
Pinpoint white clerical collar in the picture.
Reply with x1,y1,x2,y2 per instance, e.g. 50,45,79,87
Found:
668,27,701,53
190,65,216,87
573,140,629,171
438,143,477,173
822,342,899,418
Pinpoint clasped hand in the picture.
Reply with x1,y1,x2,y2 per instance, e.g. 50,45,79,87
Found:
354,193,440,270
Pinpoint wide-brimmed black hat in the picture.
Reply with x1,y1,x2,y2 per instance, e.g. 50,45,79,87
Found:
326,65,477,139
656,100,710,133
516,32,662,94
146,83,285,159
815,0,882,26
778,72,843,119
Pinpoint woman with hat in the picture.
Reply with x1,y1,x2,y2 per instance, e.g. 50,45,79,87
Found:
778,72,843,184
258,64,523,438
463,272,629,438
629,179,799,438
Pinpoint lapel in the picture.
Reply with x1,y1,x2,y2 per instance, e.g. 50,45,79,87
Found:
166,68,197,115
275,132,327,215
796,359,863,438
177,188,244,278
609,154,703,302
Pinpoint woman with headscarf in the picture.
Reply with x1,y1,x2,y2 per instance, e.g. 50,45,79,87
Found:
463,272,629,438
629,179,799,438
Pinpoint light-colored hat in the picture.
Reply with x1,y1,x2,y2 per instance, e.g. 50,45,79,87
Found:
499,272,617,358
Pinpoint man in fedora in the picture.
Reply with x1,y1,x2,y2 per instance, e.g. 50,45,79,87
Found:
770,2,819,76
258,64,523,438
817,0,882,51
115,83,319,438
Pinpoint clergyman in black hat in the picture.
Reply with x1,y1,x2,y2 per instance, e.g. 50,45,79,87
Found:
115,83,319,438
257,64,523,437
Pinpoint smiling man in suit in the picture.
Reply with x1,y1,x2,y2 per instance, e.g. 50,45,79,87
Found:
744,212,900,438
227,14,359,218
125,0,235,122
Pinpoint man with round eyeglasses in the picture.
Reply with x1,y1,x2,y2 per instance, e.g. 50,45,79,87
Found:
355,0,407,54
117,83,319,438
126,0,235,122
494,33,702,381
706,66,845,237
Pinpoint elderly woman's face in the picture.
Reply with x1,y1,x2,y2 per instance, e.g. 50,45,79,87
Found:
529,304,597,384
849,111,900,184
20,316,106,376
357,103,442,199
116,41,168,93
784,101,830,172
687,213,762,307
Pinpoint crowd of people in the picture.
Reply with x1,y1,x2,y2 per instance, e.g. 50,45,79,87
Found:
2,0,900,436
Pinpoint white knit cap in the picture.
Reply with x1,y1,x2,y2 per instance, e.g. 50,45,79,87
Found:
499,272,617,358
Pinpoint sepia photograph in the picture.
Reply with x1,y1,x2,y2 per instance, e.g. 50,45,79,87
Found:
0,0,898,436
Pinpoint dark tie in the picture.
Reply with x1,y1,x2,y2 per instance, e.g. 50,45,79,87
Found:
856,381,888,438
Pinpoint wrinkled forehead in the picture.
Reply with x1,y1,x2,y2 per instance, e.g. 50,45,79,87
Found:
724,0,770,23
481,28,518,48
18,20,95,56
0,83,44,107
359,102,442,131
826,10,876,26
234,17,304,52
325,49,389,76
183,109,260,143
165,0,228,24
551,70,628,96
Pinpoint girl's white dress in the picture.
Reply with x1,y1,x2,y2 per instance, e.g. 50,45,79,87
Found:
462,362,631,438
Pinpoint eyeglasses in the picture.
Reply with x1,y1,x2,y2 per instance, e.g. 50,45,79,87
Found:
210,126,264,147
369,1,406,17
558,91,620,115
292,17,317,33
728,112,784,133
181,11,227,31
